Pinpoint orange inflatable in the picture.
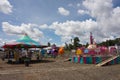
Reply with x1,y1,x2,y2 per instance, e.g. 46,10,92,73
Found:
58,47,64,55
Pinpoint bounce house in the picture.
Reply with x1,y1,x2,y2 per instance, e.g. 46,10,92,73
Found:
71,32,120,66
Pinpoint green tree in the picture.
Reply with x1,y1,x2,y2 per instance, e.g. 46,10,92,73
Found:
85,42,89,48
64,42,69,50
48,42,51,47
73,37,80,49
97,38,120,47
69,43,74,50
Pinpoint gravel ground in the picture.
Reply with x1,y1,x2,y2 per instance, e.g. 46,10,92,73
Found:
0,57,120,80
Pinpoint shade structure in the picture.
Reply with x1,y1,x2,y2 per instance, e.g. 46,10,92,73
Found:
16,34,40,47
2,34,47,48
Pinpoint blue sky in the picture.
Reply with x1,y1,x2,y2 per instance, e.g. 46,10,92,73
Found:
0,0,120,46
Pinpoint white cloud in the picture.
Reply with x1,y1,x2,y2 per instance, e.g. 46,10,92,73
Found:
2,22,23,34
49,19,98,43
58,7,70,16
39,24,49,29
83,0,113,19
78,9,89,15
81,0,120,42
49,0,120,44
0,0,12,14
2,22,44,39
2,0,120,45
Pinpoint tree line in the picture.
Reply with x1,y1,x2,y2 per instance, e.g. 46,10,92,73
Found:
64,37,120,50
98,38,120,47
47,37,120,51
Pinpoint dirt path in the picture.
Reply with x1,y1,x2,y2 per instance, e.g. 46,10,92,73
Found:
0,58,120,80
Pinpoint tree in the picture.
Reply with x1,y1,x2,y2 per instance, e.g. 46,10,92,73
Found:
73,37,80,49
64,42,69,50
85,42,89,48
48,42,51,47
97,38,120,47
69,43,74,50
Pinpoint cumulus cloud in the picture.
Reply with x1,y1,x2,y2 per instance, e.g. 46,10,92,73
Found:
83,0,120,34
78,9,89,15
83,0,113,19
0,0,12,14
2,0,120,45
39,24,49,29
58,7,70,16
2,22,43,38
49,19,98,43
82,0,120,42
49,0,120,44
49,19,114,44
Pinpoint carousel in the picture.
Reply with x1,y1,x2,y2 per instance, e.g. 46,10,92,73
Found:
2,34,47,66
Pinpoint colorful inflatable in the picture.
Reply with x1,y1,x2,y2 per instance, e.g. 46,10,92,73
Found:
76,48,83,57
58,47,64,55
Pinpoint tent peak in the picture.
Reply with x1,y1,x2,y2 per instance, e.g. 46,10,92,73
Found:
23,33,28,36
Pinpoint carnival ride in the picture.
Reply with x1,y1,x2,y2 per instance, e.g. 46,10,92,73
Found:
1,34,48,66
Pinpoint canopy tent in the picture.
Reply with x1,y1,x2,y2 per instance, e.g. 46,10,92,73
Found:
2,34,47,48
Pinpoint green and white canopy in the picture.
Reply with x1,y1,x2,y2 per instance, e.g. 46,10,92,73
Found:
2,34,47,48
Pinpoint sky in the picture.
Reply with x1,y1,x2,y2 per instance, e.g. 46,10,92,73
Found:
0,0,120,46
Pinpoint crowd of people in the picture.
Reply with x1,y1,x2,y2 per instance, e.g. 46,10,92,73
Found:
38,46,64,59
1,45,65,64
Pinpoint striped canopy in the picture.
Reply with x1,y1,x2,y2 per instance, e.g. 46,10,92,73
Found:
16,34,40,46
2,34,47,48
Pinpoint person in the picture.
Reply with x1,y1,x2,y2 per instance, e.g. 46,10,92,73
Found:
14,49,19,63
47,49,52,57
36,52,40,60
47,49,50,55
40,48,46,59
23,49,30,67
51,48,58,58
